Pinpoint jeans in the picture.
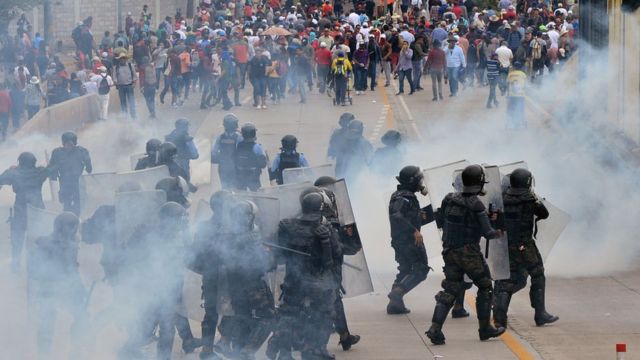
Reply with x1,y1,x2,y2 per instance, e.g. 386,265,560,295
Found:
335,75,348,105
0,112,8,140
354,66,367,91
182,72,192,99
27,105,40,119
117,84,137,118
430,69,443,99
155,68,163,89
368,61,378,89
317,64,330,93
507,96,526,129
297,74,307,102
411,60,422,89
217,78,233,109
251,76,267,105
398,69,413,93
499,68,509,95
487,77,498,106
142,85,156,117
268,77,282,101
200,76,215,106
467,62,477,86
237,63,248,88
383,61,391,85
10,89,25,129
446,67,459,96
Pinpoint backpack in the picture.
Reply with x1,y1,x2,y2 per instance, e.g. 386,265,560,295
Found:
98,75,110,94
532,40,542,60
333,58,346,76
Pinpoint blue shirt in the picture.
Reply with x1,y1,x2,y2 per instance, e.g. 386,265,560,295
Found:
270,151,310,171
445,45,466,68
185,139,199,159
211,131,243,159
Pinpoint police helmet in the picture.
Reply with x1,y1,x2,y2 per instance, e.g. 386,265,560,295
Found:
510,168,533,189
348,120,364,137
314,176,337,187
223,113,240,131
146,138,162,155
175,118,190,129
381,130,402,147
241,123,257,141
54,212,80,238
61,131,78,146
300,192,324,221
396,165,424,189
156,177,189,206
18,152,37,168
159,201,187,225
210,189,234,212
281,135,298,151
159,142,178,162
231,200,257,229
339,112,355,128
461,164,487,194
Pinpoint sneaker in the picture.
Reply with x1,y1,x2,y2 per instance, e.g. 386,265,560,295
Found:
261,105,267,109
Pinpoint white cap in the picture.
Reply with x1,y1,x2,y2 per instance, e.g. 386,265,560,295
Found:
320,41,327,47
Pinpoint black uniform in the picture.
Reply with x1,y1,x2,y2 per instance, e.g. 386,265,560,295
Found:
165,127,197,174
268,215,338,360
48,145,92,215
234,140,267,191
493,189,555,327
135,155,158,170
211,131,241,189
0,164,49,269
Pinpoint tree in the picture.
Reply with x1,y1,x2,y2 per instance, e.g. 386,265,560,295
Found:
0,0,43,36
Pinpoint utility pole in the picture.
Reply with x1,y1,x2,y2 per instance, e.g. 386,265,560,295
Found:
43,0,53,45
187,0,194,18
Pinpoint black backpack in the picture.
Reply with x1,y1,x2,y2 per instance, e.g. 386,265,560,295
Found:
98,75,110,95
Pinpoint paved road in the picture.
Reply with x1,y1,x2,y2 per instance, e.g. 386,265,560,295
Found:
0,73,638,359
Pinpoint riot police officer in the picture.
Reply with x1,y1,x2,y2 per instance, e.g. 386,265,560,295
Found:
211,114,242,189
270,135,310,185
165,118,199,175
493,168,558,328
0,152,50,272
387,166,433,314
370,130,403,176
234,123,267,191
425,164,505,345
48,131,93,215
327,112,354,160
313,176,361,351
191,191,235,360
155,177,191,208
269,193,338,360
158,142,197,192
334,120,373,180
135,138,162,170
217,200,275,359
30,212,88,359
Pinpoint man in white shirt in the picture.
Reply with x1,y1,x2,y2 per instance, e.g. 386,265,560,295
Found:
495,41,513,95
348,11,361,26
91,66,114,120
547,24,560,49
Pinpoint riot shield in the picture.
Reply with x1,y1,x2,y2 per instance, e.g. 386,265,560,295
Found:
259,181,312,219
282,164,336,185
181,266,235,322
422,160,470,259
80,165,170,216
26,206,58,250
326,179,374,298
478,165,510,280
536,200,570,260
235,192,280,243
115,190,166,245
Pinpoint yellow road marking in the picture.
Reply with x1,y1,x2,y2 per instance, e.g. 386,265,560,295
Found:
378,80,394,129
464,293,537,360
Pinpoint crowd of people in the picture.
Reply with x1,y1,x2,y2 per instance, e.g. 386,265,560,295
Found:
0,0,578,139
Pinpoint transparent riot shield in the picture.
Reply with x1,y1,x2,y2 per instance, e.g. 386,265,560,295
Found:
327,179,374,298
80,165,170,216
478,165,510,280
282,164,336,185
259,181,311,219
235,192,280,243
422,160,470,259
115,190,166,245
498,161,529,192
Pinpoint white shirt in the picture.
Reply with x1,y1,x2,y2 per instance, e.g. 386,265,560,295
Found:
91,73,114,93
83,80,98,94
495,45,513,68
547,29,560,49
348,12,361,26
400,30,415,44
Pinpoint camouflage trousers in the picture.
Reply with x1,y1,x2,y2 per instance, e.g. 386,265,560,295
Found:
494,240,545,295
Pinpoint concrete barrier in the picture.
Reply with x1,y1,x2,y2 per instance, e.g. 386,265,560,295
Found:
15,94,101,138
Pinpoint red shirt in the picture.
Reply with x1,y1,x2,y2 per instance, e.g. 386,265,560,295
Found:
425,48,446,71
452,6,463,19
231,42,249,64
322,3,333,16
0,90,11,113
314,48,332,65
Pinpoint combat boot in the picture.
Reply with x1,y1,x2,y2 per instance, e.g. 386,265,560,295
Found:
182,337,203,354
425,323,446,345
531,288,559,326
493,292,512,328
338,333,361,351
199,346,222,360
451,306,470,318
478,319,506,341
386,287,410,314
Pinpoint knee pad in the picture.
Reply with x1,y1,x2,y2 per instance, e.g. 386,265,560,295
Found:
473,276,493,291
529,264,545,281
435,290,456,306
530,272,545,289
412,262,430,281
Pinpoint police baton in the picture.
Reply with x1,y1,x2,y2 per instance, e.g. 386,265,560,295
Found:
262,242,362,271
486,203,494,259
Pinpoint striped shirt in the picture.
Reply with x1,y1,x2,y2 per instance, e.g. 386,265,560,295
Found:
486,60,499,79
